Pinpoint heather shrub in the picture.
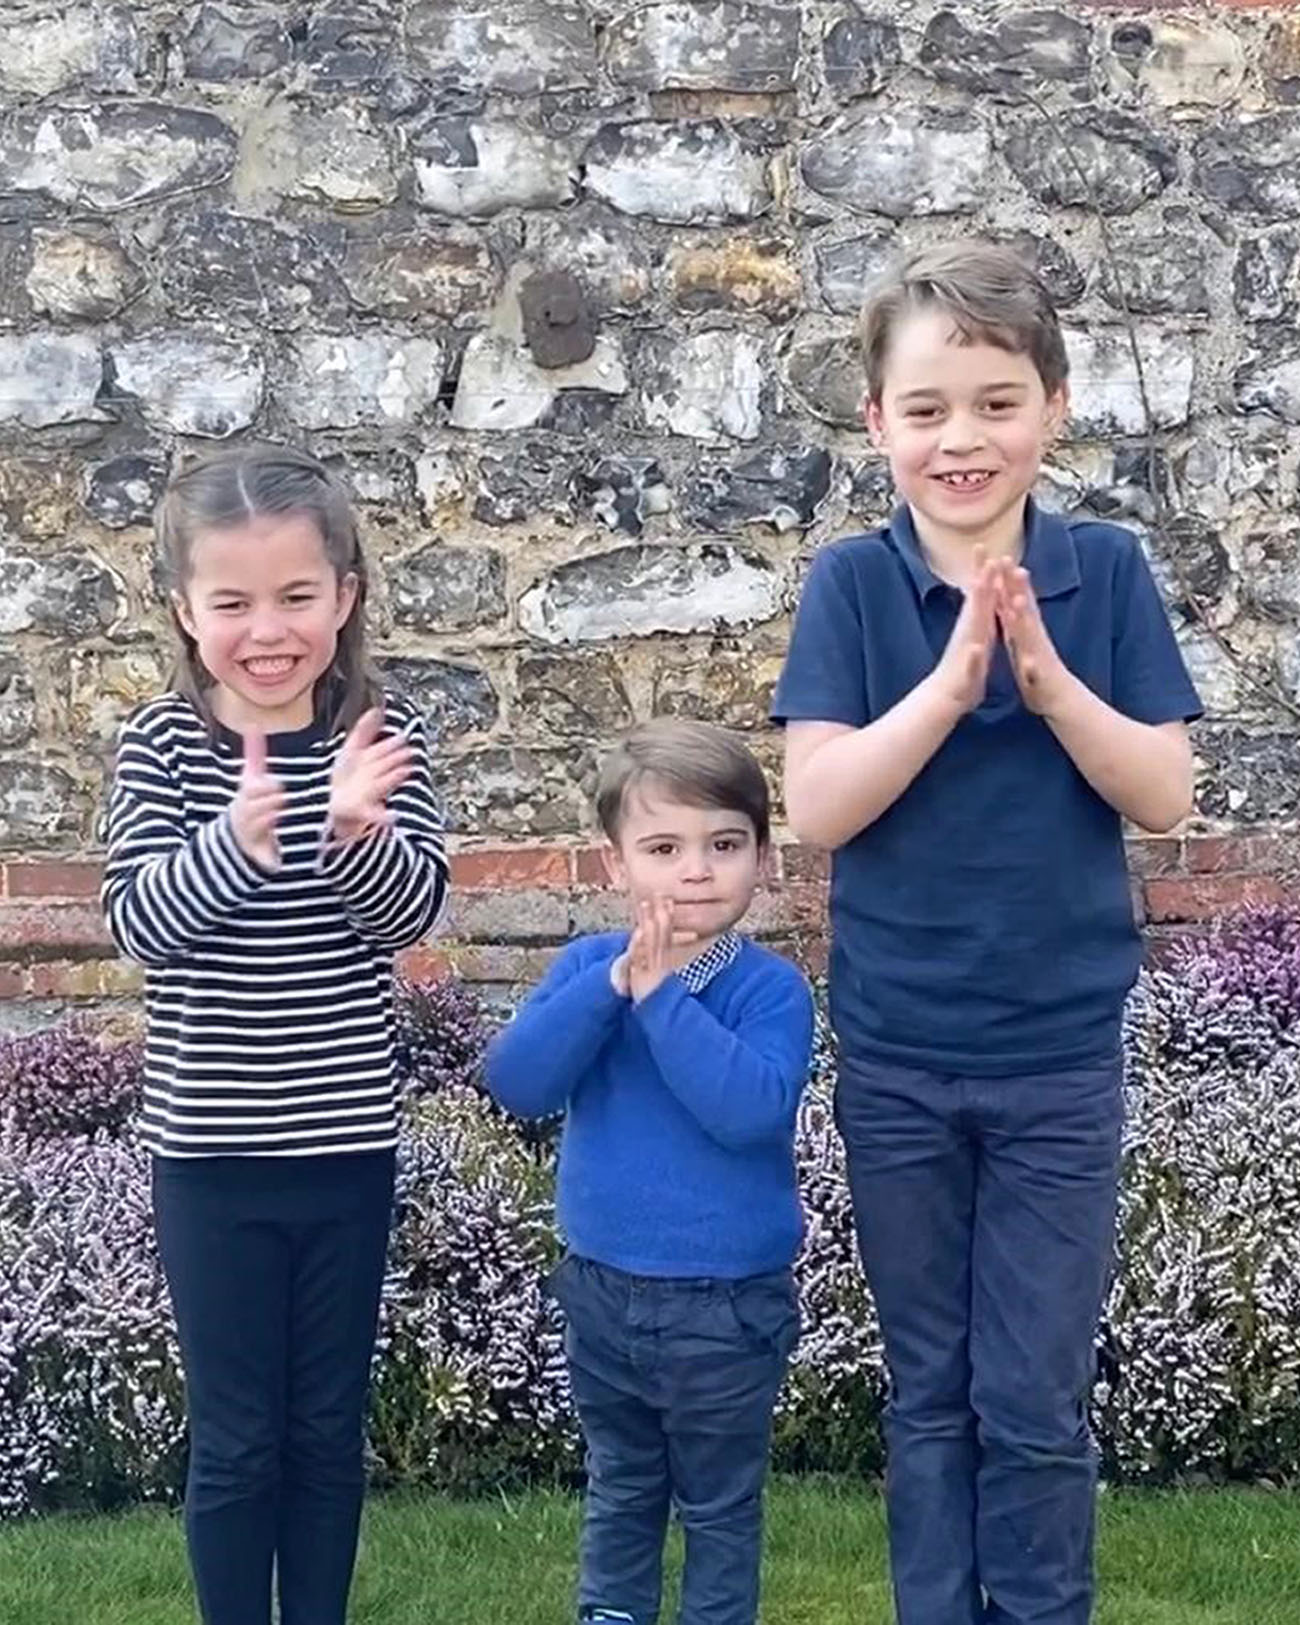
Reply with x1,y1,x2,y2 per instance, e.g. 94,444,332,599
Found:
1,915,1299,1516
392,975,493,1100
1103,908,1300,1481
0,1024,141,1143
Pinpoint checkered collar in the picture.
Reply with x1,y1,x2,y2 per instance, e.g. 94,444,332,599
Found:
675,929,743,995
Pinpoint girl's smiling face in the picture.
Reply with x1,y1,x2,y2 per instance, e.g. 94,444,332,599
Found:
173,512,358,733
867,307,1068,558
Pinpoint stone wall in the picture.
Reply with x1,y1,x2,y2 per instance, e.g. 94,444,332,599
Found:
1,0,1299,1023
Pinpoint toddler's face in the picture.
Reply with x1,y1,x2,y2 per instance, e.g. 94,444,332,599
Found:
604,779,764,946
174,512,357,733
867,307,1067,549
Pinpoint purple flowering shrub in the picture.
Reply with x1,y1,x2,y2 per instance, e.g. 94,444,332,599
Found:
3,917,1300,1515
392,975,494,1100
1104,908,1300,1480
0,1024,141,1142
0,1124,183,1516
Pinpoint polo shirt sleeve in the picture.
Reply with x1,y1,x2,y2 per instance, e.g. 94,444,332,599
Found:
1111,538,1204,726
771,545,870,728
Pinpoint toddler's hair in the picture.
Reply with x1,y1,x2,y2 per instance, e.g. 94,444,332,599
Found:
596,719,771,848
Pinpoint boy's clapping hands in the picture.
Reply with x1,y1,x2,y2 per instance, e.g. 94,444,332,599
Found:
611,898,700,1003
936,549,1072,718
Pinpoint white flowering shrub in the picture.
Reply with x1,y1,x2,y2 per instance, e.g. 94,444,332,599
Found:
1104,909,1300,1479
2,916,1299,1515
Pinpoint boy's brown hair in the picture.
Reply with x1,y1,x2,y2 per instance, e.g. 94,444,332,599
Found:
596,719,771,849
859,239,1069,404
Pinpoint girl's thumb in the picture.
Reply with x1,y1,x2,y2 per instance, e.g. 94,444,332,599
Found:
242,726,267,779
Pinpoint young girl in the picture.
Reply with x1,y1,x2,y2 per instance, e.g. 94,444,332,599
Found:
101,444,449,1625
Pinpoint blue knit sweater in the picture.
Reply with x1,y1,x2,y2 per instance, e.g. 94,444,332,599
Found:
486,933,815,1279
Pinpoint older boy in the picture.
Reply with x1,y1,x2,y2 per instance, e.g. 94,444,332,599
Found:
487,719,814,1625
773,241,1202,1624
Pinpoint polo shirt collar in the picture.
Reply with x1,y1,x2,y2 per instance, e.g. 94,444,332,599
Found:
888,497,1081,603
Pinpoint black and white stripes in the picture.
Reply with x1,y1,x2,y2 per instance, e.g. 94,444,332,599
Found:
101,692,448,1158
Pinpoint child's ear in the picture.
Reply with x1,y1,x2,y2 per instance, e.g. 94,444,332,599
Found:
334,570,359,630
601,841,628,891
1044,384,1069,444
864,393,887,449
172,590,197,640
757,840,775,884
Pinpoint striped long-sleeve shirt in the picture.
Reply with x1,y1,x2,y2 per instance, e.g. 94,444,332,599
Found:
101,690,448,1158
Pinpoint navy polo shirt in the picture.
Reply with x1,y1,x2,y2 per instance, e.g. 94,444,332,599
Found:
771,500,1203,1075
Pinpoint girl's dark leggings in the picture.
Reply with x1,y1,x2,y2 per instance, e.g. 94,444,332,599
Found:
152,1149,395,1625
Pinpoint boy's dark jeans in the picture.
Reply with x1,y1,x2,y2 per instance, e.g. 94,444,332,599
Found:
835,1056,1124,1625
548,1254,799,1625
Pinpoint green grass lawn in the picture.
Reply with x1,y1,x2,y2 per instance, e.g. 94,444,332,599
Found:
0,1479,1297,1624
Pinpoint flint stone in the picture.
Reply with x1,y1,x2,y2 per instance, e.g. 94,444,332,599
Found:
0,105,237,213
407,1,596,94
0,333,103,429
684,446,833,533
451,330,627,433
519,543,780,643
0,6,142,98
813,228,897,315
801,110,990,218
388,545,508,632
919,8,1091,98
0,762,86,848
339,226,498,319
85,454,169,530
822,11,902,100
783,323,863,429
603,2,801,92
1005,112,1176,214
241,102,397,212
0,546,121,636
26,227,142,321
0,654,36,747
1193,727,1300,822
515,651,633,737
380,655,499,739
1235,330,1300,425
1065,325,1193,436
112,336,262,438
584,122,771,225
1131,18,1246,109
433,747,592,837
669,235,802,320
182,5,290,81
1195,114,1300,220
1098,232,1210,315
281,334,444,429
415,120,577,217
158,211,347,330
571,456,671,536
1234,229,1300,321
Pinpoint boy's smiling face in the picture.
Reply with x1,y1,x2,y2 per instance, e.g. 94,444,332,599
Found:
603,777,765,951
866,306,1068,559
